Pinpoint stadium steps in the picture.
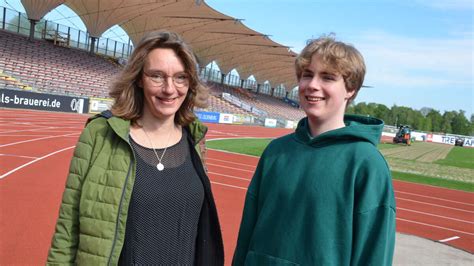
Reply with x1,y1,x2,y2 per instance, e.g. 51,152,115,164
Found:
0,69,34,91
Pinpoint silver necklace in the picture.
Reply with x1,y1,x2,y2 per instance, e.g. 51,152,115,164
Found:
141,126,173,171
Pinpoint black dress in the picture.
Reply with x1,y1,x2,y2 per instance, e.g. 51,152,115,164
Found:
119,129,204,265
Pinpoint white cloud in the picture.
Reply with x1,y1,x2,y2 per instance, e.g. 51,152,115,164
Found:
354,31,473,89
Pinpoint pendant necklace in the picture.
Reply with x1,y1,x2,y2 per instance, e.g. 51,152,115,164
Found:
141,125,173,171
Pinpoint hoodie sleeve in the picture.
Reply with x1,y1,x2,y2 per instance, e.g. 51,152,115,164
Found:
47,124,95,264
351,152,396,266
232,156,265,266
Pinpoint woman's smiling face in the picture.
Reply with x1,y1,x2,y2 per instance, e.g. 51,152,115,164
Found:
140,48,189,122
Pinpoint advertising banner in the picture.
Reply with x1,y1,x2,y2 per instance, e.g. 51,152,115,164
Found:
195,111,220,123
232,114,254,124
264,118,277,128
89,97,113,113
0,89,88,113
429,134,474,147
285,120,295,129
463,138,474,147
219,113,233,124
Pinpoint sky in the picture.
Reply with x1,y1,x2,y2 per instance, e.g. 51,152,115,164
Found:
1,0,473,118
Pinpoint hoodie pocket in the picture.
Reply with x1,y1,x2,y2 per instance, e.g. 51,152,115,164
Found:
244,250,299,265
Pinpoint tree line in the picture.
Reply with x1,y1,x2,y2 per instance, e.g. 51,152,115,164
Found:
346,102,473,136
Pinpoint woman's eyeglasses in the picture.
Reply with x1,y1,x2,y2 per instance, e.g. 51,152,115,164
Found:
143,71,189,88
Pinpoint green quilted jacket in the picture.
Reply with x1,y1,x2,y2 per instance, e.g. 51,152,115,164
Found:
47,111,224,265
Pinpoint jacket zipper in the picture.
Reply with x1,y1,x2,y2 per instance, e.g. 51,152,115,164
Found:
107,142,135,265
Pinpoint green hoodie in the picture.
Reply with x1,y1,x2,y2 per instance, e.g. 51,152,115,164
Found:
233,114,396,266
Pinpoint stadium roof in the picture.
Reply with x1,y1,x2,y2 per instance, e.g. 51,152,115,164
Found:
20,0,298,90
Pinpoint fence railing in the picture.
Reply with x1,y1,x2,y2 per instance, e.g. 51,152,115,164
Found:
0,5,301,103
0,6,134,59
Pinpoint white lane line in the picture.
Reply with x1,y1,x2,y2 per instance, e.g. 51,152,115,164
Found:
209,172,252,182
397,207,474,224
207,137,271,141
0,146,75,179
438,236,460,243
0,133,79,137
396,190,474,207
207,158,257,168
0,153,38,159
0,127,57,134
208,131,240,137
0,133,78,147
211,181,247,190
208,148,260,158
397,218,474,236
395,179,474,194
398,197,474,213
207,162,255,173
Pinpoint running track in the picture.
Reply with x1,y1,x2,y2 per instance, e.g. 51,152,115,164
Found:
0,109,473,264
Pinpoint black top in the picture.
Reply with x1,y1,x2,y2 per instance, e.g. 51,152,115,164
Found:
119,129,204,265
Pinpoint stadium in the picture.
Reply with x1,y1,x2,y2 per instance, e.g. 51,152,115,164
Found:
0,0,473,265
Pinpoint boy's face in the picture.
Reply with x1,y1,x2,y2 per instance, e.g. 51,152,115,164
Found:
298,54,354,125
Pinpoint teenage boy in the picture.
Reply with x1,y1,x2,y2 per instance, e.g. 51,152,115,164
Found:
233,36,396,265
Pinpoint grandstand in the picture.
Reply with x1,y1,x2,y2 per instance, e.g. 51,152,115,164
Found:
0,27,304,122
0,30,118,98
0,3,305,125
205,81,305,121
0,0,304,125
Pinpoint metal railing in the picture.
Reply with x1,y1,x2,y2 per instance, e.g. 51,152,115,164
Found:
0,5,301,104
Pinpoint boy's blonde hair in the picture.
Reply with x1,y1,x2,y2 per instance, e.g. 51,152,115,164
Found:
295,35,366,105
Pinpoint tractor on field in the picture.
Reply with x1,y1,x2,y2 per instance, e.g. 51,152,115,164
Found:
393,125,412,145
455,137,465,147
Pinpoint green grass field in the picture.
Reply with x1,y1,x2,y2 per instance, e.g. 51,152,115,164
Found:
435,146,474,169
207,138,272,157
207,138,474,192
377,143,400,150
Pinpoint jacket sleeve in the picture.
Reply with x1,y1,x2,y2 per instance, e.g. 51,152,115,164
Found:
351,154,396,266
232,156,265,266
47,125,95,264
197,136,208,172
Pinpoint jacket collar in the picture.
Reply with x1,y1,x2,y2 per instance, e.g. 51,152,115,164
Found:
89,110,208,143
101,115,207,144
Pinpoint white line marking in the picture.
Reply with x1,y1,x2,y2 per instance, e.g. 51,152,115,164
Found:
209,172,252,181
0,146,75,179
397,218,474,236
208,148,260,158
207,157,257,168
396,190,474,207
207,131,240,137
0,133,79,137
438,236,460,242
0,133,78,147
394,179,474,195
207,137,271,141
398,197,474,213
0,153,38,159
0,127,55,134
207,162,255,173
397,207,474,224
211,181,247,190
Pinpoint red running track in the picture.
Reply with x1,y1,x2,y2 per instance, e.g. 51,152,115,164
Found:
0,109,473,265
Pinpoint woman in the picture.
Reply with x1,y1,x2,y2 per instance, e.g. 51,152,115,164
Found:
47,31,224,265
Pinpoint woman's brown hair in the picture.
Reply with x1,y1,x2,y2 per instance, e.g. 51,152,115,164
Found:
109,30,208,126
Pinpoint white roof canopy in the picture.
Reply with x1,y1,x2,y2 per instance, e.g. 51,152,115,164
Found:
20,0,298,89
